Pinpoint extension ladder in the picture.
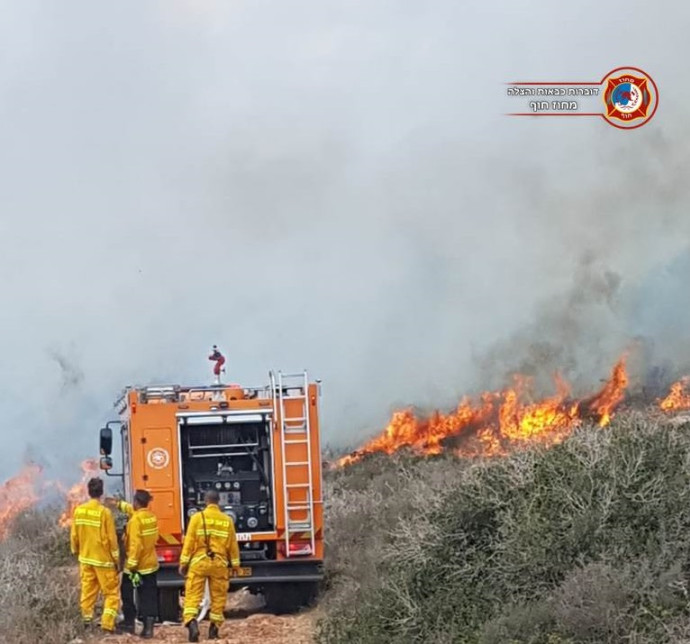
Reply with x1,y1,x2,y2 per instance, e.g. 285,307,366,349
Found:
270,370,316,558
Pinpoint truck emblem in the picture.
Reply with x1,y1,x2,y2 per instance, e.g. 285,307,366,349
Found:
147,447,170,469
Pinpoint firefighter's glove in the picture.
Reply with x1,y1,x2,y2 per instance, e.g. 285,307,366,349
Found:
128,571,142,588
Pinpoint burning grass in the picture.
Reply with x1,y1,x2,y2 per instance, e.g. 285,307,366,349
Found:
0,463,42,540
0,458,99,540
337,357,631,467
0,461,121,643
335,357,690,468
659,377,690,412
318,411,690,643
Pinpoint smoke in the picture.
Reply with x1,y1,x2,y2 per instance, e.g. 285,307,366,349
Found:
476,253,624,391
48,347,85,392
0,0,689,475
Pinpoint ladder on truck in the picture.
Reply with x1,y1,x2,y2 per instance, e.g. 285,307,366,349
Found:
272,370,316,558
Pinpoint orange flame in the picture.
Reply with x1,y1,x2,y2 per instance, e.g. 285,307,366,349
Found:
0,458,101,540
659,377,690,412
58,459,101,528
337,357,629,467
0,464,42,540
587,356,629,426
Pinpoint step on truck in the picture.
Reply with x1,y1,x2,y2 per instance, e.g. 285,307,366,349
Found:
98,371,324,621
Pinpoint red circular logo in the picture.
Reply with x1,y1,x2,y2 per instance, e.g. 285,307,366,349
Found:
601,67,659,129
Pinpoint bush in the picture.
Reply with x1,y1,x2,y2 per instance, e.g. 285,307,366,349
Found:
0,507,82,644
317,412,690,643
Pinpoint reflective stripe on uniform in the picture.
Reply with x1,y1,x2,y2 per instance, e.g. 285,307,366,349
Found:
191,553,228,566
195,530,230,538
79,556,116,568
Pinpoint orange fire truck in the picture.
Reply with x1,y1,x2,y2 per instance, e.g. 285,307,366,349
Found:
98,371,324,621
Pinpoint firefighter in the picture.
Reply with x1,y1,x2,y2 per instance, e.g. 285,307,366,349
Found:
178,490,241,642
108,490,160,638
70,477,120,633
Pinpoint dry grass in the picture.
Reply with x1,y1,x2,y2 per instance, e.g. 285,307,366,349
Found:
0,506,82,644
317,411,690,643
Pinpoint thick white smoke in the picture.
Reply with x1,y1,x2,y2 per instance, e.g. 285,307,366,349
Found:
0,0,689,476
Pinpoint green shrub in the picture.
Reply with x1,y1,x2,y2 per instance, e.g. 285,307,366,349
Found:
317,412,690,643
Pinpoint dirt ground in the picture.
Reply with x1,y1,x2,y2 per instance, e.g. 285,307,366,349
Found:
78,589,318,644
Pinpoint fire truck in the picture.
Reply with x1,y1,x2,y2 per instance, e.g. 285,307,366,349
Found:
98,370,324,621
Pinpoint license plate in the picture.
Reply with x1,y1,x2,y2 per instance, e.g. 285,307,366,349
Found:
232,567,252,577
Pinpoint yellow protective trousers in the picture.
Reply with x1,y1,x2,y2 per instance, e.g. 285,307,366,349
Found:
79,563,120,631
183,556,229,626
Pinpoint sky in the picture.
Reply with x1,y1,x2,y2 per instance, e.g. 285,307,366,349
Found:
1,0,689,478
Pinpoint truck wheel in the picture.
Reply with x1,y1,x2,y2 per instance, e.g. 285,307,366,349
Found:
158,588,181,623
263,582,318,614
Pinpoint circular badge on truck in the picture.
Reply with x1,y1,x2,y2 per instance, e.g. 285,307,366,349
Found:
147,447,170,469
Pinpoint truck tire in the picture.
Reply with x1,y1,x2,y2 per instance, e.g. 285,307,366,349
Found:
158,588,181,623
263,582,318,615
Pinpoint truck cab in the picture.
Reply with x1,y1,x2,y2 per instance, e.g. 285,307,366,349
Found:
99,371,324,621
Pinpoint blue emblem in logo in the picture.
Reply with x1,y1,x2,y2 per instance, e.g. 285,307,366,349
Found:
612,83,633,106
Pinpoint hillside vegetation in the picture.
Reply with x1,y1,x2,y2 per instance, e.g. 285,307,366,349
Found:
317,411,690,643
4,411,690,644
0,508,81,644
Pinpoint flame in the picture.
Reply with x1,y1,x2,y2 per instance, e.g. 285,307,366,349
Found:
0,464,42,540
659,377,690,412
0,458,101,540
58,459,101,528
497,373,579,444
587,356,629,426
337,357,629,467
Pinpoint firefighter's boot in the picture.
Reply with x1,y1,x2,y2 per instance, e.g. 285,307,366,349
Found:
209,623,219,639
116,619,135,634
187,619,200,643
140,617,155,639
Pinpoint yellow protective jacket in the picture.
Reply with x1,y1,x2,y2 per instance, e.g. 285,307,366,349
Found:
70,499,119,568
180,504,240,568
118,500,160,575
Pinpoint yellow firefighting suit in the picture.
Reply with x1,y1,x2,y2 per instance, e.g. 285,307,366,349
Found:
180,504,241,627
118,500,160,576
70,499,120,631
118,500,160,622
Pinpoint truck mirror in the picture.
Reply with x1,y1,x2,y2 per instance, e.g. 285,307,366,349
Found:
100,427,113,456
100,456,113,471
